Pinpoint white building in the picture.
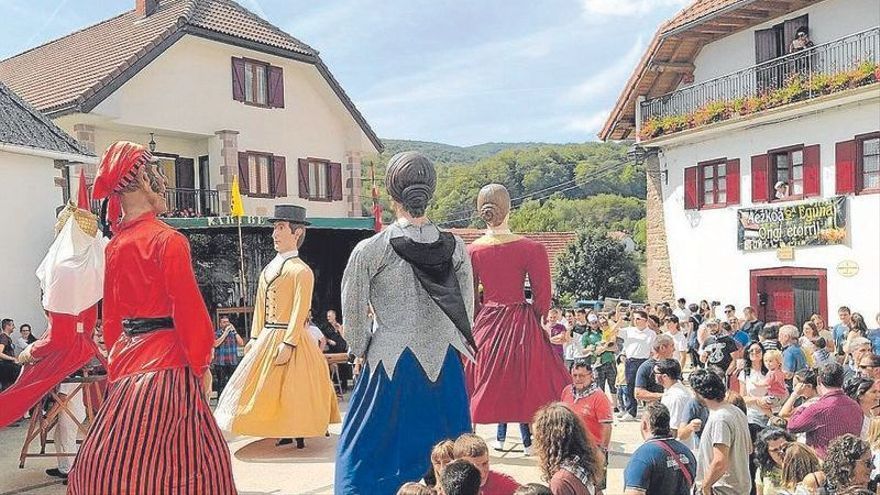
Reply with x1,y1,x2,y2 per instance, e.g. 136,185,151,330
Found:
0,0,382,220
601,0,879,325
0,82,95,333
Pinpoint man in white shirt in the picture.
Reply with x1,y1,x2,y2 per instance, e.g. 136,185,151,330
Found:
655,358,696,451
673,298,691,329
613,310,657,420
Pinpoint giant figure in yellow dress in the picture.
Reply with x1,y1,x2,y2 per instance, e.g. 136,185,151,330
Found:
215,205,340,445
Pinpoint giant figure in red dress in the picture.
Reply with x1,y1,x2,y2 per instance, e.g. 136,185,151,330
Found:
66,142,236,495
464,184,570,431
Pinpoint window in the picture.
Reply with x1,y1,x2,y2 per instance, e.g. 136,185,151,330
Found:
297,158,343,201
771,147,804,198
248,154,273,196
231,57,284,108
701,161,727,206
244,61,268,106
860,135,880,192
309,161,330,200
684,159,739,210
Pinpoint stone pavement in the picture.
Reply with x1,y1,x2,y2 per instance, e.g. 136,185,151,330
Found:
0,401,643,495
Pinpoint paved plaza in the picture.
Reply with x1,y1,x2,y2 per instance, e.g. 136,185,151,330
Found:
0,399,642,495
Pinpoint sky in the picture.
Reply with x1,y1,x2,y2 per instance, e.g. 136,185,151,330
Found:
0,0,690,145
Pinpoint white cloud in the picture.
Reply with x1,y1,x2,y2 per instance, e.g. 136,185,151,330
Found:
564,109,611,134
565,36,644,102
581,0,689,17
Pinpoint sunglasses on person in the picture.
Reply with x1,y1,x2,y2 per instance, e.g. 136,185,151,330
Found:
858,457,875,470
634,316,645,321
749,348,763,354
860,364,877,370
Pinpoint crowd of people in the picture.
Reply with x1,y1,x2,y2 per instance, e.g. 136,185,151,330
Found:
391,301,880,495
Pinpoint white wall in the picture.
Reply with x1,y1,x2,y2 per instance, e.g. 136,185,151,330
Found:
0,151,63,337
66,35,375,218
691,0,880,84
659,98,880,317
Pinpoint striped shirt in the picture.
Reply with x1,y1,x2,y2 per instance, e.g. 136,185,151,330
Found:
786,389,863,458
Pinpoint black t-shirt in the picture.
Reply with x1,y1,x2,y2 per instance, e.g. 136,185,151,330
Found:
702,335,738,371
741,320,764,343
0,333,14,359
635,358,663,393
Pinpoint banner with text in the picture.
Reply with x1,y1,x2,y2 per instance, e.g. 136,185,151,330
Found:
737,196,847,251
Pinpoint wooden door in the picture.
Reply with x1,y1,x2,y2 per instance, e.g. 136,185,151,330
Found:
764,277,794,324
175,157,196,212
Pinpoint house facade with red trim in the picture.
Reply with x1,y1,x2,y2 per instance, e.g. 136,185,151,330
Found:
601,0,879,324
0,0,382,220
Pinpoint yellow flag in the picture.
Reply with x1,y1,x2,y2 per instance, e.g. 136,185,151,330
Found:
230,174,245,217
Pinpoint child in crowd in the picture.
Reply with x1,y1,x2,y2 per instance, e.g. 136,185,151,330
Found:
615,353,628,416
396,482,435,495
756,349,789,411
424,439,455,488
453,434,521,495
440,460,482,495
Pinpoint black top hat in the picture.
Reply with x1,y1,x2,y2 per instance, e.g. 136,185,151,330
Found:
268,205,310,225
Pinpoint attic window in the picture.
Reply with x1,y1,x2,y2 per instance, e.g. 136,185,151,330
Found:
244,61,268,106
231,57,284,108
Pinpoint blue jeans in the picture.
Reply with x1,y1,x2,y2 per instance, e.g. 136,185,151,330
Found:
617,385,629,415
496,423,531,448
624,358,647,417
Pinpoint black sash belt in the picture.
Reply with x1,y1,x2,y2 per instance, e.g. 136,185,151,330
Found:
265,322,288,329
122,317,174,336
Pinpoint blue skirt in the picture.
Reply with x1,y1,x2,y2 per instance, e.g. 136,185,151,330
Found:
334,347,471,495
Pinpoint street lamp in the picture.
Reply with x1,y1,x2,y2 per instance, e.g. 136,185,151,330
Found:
148,133,157,153
628,144,667,185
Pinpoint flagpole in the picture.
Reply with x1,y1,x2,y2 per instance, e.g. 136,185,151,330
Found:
237,214,246,306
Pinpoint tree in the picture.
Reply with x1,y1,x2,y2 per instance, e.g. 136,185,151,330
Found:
555,229,641,302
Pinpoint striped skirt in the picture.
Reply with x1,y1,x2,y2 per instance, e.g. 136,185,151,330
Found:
67,367,236,495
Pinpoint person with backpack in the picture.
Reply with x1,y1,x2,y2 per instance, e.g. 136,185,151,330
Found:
624,402,697,494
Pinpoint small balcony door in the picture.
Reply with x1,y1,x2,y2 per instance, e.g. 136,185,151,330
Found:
198,155,212,215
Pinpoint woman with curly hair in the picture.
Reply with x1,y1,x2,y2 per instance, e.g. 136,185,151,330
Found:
843,376,880,436
754,427,795,495
532,402,603,494
818,434,874,493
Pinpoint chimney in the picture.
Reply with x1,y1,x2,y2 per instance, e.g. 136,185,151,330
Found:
136,0,160,17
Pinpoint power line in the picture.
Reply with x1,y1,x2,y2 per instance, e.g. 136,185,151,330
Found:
437,158,635,227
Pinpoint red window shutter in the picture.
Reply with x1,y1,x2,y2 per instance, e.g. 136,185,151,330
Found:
751,154,770,203
726,159,740,205
684,166,698,210
835,140,857,194
329,162,343,201
268,65,284,108
273,156,287,197
237,152,249,194
803,144,821,197
297,159,310,199
231,58,245,102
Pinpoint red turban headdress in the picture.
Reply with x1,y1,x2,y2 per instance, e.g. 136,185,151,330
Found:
92,141,153,233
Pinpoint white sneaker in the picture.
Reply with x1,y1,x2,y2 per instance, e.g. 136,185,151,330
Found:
492,440,505,451
523,446,533,456
621,413,639,422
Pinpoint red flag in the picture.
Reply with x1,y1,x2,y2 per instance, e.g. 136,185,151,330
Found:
77,168,90,209
372,185,382,232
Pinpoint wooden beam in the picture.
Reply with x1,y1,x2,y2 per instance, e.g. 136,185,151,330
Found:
649,61,696,73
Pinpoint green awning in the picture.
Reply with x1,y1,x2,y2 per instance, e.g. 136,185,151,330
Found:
162,215,375,231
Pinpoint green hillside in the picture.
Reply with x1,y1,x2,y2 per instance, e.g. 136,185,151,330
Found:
380,139,557,164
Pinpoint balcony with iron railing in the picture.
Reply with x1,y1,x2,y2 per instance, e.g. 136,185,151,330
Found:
90,188,221,218
639,27,880,141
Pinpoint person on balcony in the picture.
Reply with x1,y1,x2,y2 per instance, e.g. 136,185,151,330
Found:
774,181,789,200
790,27,814,53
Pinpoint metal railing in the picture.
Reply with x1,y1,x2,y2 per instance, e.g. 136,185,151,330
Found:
640,27,880,125
88,187,221,217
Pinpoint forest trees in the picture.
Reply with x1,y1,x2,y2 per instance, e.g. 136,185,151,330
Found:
555,229,641,302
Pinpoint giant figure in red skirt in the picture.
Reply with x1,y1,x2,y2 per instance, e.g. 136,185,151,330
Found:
67,142,236,495
464,184,570,452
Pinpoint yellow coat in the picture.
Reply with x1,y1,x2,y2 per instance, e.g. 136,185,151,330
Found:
215,256,340,438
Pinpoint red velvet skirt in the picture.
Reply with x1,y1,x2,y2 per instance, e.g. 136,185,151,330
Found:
464,303,571,424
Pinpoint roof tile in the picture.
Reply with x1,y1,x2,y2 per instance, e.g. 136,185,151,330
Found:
0,81,93,156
